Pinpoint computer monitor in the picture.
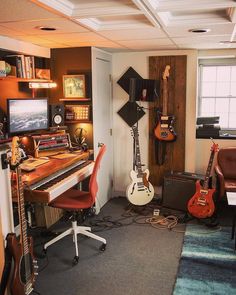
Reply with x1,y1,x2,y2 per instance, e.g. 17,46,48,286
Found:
7,98,49,135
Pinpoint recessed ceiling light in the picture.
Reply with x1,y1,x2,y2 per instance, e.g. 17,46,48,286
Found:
189,28,211,33
35,26,57,31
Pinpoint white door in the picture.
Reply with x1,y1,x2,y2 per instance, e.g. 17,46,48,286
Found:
92,48,113,213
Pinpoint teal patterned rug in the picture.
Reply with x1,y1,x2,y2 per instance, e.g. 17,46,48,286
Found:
173,224,236,295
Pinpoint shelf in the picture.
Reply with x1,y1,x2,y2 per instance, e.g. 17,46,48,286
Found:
65,120,92,124
60,98,91,102
0,76,52,83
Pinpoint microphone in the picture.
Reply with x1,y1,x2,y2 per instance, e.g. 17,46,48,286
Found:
129,78,137,102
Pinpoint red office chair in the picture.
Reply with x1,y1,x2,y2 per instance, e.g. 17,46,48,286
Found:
44,144,107,265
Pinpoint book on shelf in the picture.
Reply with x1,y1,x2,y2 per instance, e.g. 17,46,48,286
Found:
4,54,35,79
0,60,7,77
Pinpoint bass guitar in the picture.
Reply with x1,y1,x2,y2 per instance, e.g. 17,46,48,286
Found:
154,65,176,142
7,137,38,295
126,125,154,206
187,142,219,219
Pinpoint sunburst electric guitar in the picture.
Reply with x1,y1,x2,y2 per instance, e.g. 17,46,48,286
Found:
154,65,176,142
6,136,38,295
126,125,154,206
187,142,219,219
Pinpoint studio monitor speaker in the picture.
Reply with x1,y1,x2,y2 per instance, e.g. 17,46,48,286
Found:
49,104,64,127
162,172,204,212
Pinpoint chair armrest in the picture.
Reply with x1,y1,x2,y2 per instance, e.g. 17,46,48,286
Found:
214,165,225,198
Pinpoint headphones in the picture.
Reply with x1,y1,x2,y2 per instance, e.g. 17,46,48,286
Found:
74,127,88,151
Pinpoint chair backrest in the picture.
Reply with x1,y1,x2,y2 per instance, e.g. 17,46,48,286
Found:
89,144,106,203
217,147,236,179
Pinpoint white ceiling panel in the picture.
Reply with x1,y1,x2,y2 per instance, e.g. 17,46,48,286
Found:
0,0,63,22
151,0,236,12
13,35,67,48
99,27,166,40
78,14,153,31
165,23,236,38
118,38,175,47
0,25,24,37
62,40,124,48
173,35,232,46
40,32,108,42
1,18,89,35
179,42,236,50
0,0,235,51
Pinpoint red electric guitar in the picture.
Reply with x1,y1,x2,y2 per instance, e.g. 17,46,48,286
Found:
6,137,37,295
154,65,176,142
188,142,219,219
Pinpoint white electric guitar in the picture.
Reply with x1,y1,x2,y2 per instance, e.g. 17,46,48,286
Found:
126,125,154,206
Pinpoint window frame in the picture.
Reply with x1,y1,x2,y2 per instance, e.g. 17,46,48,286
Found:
197,58,236,138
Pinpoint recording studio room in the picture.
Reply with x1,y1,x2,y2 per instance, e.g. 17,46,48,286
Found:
1,1,236,295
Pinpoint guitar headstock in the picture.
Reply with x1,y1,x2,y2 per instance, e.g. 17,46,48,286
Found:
11,136,22,169
162,65,170,80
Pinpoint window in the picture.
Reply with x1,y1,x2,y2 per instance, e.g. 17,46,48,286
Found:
198,59,236,130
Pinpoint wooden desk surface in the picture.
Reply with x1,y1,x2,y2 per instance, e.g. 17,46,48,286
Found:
22,151,90,186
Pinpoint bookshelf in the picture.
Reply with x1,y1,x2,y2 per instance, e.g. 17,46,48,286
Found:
0,49,51,116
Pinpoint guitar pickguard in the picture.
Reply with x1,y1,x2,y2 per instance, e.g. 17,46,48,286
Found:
154,113,176,142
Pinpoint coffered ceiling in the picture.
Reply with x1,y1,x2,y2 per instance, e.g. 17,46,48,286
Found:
0,0,236,51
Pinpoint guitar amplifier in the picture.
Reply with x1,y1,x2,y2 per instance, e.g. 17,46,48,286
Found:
162,172,205,212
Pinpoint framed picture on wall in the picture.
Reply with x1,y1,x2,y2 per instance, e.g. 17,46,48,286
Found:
63,74,86,98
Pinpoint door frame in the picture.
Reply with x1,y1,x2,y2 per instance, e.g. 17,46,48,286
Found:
91,47,113,213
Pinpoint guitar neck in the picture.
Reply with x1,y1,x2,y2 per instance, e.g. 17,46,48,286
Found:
16,167,29,255
203,150,215,189
162,79,168,114
135,136,143,175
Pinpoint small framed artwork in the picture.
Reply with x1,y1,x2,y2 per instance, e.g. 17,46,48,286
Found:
63,74,86,98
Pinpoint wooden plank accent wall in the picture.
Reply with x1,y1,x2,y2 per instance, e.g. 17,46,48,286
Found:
149,55,187,186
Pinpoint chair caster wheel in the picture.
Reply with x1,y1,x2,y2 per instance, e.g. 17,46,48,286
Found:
100,243,106,251
72,256,79,265
43,249,47,254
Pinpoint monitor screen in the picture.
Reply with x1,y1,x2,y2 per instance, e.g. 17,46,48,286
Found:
7,98,49,135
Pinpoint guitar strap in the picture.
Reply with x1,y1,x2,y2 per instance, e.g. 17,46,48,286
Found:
155,139,166,166
0,235,13,295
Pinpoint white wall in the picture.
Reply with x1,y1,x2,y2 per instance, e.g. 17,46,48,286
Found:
112,50,198,195
0,147,14,239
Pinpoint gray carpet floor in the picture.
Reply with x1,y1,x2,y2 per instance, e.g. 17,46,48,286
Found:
33,197,185,295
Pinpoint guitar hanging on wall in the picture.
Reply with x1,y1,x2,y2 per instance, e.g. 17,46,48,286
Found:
6,136,38,295
187,142,219,219
126,125,154,206
154,65,177,142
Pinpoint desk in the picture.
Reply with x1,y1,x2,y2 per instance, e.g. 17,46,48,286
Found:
226,192,236,250
13,151,94,228
22,151,90,188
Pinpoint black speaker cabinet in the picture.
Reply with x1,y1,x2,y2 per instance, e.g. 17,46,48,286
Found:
162,172,205,212
49,104,65,127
